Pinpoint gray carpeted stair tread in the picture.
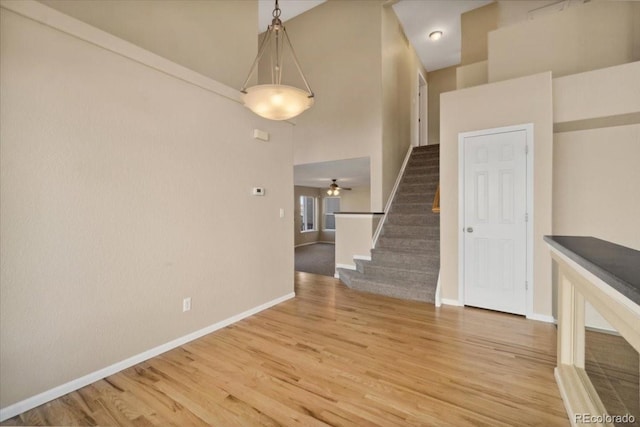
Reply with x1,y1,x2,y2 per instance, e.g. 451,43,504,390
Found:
412,144,439,152
403,167,439,174
398,181,437,191
394,193,434,204
371,246,439,258
382,223,438,235
390,203,434,214
377,236,439,251
386,213,439,226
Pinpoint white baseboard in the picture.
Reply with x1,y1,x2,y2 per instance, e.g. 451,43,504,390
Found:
435,271,442,308
294,241,317,248
0,292,295,422
334,273,340,278
526,313,556,324
441,298,463,307
294,241,335,248
352,254,371,261
335,263,356,271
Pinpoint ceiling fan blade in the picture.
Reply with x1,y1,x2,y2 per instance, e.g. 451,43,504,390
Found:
338,186,352,191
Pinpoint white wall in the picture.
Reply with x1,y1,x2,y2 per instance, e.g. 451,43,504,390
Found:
0,5,293,409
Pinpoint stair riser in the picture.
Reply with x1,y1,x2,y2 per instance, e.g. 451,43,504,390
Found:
350,279,435,303
394,194,433,204
390,204,434,214
370,255,439,271
371,247,439,259
410,157,439,164
377,237,439,251
363,266,438,284
405,163,439,171
412,146,440,154
403,169,439,178
354,258,367,273
407,158,439,167
399,175,438,185
337,268,353,286
382,225,439,238
385,214,439,226
397,183,436,195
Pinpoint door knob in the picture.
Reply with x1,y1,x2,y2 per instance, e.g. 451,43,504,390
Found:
466,227,474,233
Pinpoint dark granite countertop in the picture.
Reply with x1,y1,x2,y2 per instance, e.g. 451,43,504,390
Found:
544,236,640,306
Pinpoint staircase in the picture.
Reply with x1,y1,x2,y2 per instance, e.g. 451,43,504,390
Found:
338,144,440,303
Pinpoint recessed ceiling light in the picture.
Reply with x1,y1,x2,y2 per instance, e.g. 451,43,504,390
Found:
429,31,443,41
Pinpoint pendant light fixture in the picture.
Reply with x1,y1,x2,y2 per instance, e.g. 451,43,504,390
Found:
240,0,314,121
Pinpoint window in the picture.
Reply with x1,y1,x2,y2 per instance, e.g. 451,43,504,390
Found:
300,196,316,232
323,197,340,231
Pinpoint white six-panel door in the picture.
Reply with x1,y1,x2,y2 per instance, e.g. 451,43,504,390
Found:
462,130,528,315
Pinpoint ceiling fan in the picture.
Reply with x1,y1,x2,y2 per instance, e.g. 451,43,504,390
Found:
327,179,351,196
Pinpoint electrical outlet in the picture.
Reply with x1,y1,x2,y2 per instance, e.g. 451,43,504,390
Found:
183,297,191,312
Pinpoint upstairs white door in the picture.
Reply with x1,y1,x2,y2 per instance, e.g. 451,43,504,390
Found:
462,130,527,315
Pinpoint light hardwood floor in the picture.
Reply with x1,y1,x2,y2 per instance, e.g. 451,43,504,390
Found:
2,272,569,426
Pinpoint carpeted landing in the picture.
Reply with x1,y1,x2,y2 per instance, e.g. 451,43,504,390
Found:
294,243,335,277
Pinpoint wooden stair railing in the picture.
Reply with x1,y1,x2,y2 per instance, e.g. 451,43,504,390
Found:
432,184,440,213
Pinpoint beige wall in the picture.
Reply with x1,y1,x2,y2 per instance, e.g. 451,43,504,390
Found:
552,61,640,254
282,1,421,212
381,5,426,209
427,66,457,145
38,0,257,89
0,7,293,408
461,2,497,66
340,187,371,212
440,72,553,317
553,61,640,124
496,0,560,28
456,60,488,90
489,1,640,83
280,1,385,210
554,124,640,251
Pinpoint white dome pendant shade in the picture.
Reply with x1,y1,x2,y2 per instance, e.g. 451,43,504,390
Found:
243,84,314,121
240,0,314,121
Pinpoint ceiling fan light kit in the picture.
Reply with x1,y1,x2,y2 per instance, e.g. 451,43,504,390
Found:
327,179,351,196
240,0,314,121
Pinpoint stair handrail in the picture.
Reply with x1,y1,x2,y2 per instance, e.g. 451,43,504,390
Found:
432,183,440,213
371,144,414,248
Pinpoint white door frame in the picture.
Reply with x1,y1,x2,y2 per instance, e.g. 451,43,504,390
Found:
458,124,534,317
415,71,427,147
